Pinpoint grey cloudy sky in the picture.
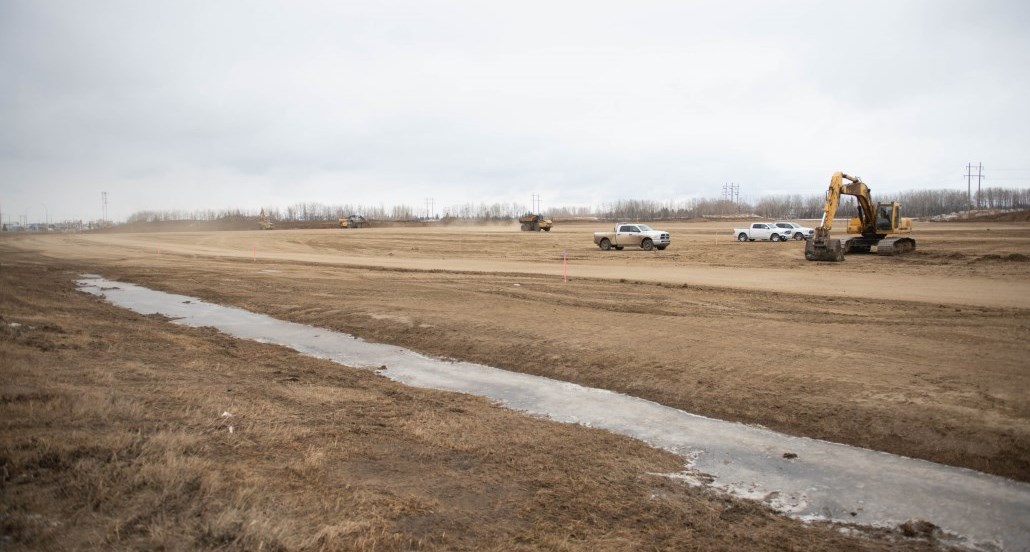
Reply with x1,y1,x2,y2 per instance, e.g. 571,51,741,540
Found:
2,0,1028,223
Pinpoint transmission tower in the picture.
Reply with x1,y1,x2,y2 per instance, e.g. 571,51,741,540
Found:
722,183,740,203
964,163,985,208
101,191,109,222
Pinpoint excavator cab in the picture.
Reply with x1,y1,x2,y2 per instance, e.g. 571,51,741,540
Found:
876,203,894,233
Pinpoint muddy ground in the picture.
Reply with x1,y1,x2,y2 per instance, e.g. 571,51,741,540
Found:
2,220,1028,549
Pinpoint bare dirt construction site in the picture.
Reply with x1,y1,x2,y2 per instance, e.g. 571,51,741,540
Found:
2,219,1029,550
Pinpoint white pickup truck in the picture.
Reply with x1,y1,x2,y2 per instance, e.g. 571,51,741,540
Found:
733,223,789,242
594,223,671,251
771,221,815,241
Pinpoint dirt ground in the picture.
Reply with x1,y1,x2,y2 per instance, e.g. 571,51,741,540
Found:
2,219,1028,549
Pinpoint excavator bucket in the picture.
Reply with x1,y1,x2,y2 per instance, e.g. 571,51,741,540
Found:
805,238,845,262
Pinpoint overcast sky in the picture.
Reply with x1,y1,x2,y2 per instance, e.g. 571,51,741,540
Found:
2,0,1028,223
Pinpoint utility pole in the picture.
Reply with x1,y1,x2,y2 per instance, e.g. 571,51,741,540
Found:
101,191,109,223
978,163,984,208
424,197,434,219
531,193,541,213
965,163,985,208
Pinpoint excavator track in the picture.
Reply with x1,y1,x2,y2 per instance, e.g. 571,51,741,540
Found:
876,237,916,256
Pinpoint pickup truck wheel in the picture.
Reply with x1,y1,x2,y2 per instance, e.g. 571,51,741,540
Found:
737,233,748,242
640,238,654,251
615,245,624,250
771,233,782,242
656,245,667,250
793,232,804,241
599,238,612,251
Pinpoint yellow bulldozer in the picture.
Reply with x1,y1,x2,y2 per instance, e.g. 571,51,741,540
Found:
805,171,915,262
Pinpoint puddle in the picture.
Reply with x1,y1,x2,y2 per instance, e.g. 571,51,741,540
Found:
77,276,1029,551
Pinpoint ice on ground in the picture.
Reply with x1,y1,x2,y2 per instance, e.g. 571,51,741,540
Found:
77,276,1030,551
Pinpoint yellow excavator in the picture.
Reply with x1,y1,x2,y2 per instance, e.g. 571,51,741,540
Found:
805,171,915,262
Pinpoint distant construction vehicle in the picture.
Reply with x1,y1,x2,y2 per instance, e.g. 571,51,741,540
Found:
805,172,916,262
258,209,275,230
339,215,370,229
519,213,553,232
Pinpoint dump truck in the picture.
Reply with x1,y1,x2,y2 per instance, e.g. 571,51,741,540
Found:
339,215,370,229
519,213,553,232
805,171,915,262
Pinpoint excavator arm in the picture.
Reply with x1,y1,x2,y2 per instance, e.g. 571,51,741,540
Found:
813,172,875,239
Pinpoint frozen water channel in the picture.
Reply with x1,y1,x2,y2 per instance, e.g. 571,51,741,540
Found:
77,276,1030,551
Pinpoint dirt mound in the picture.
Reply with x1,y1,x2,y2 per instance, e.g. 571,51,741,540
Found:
960,209,1030,222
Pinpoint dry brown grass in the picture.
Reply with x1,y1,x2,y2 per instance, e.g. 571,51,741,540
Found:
0,258,948,550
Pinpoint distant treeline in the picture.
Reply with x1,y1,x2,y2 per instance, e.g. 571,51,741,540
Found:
126,187,1030,224
590,188,1030,220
